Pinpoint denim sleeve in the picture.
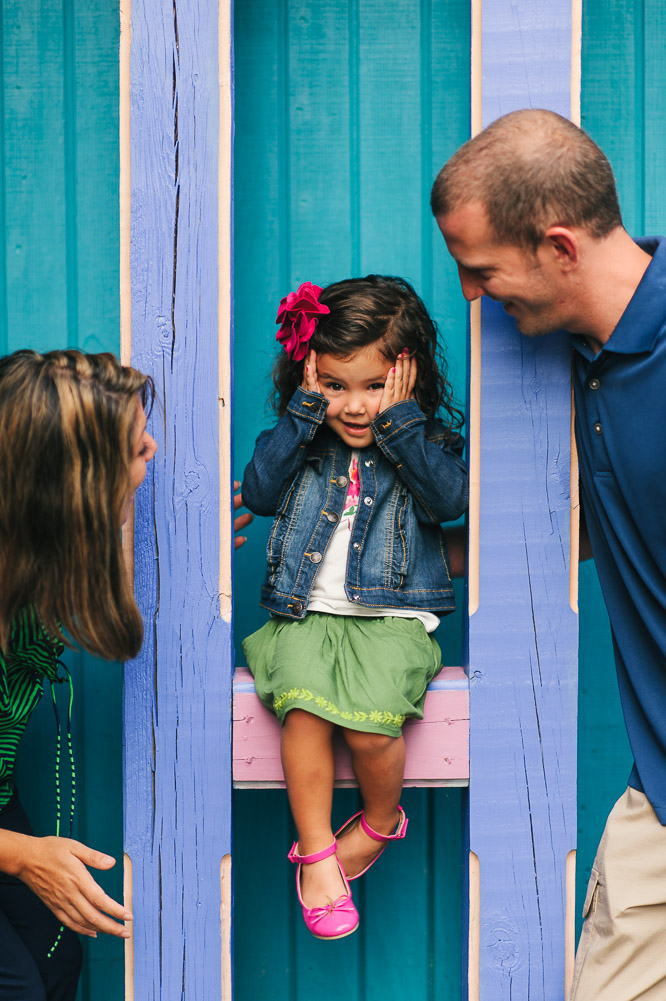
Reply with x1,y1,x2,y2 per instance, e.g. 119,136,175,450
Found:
371,399,468,524
240,386,328,516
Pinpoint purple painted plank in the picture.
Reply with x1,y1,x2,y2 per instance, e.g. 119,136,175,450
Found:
467,2,579,999
125,1,232,998
232,667,469,786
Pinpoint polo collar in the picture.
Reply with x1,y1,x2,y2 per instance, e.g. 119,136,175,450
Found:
596,236,666,355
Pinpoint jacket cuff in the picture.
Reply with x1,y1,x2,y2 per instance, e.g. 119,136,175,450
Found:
286,386,329,424
371,399,426,445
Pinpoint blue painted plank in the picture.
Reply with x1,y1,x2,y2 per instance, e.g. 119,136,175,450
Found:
127,0,232,997
468,2,579,998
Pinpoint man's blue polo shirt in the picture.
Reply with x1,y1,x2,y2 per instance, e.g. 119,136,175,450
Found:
572,235,666,824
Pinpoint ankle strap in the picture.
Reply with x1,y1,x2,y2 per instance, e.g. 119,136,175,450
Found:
288,839,338,865
360,806,408,843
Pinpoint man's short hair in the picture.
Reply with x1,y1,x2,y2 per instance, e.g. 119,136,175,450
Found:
430,109,622,250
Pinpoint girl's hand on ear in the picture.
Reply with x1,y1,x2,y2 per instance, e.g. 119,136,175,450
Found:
379,350,417,412
301,350,321,394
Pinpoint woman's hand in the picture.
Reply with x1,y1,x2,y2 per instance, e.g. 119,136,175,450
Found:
233,481,253,549
301,350,321,394
4,830,131,938
379,349,417,413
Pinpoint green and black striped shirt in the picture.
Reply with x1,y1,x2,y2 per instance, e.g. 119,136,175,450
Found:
0,607,62,811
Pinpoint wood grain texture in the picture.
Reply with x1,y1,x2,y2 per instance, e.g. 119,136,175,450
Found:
467,2,579,998
126,0,232,996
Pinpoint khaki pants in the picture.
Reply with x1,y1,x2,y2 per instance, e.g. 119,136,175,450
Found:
570,787,666,1001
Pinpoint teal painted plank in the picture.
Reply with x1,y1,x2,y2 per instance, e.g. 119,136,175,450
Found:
2,0,69,345
72,0,120,354
3,2,122,999
432,789,463,1001
233,0,284,651
581,0,643,236
643,0,666,235
358,0,423,279
363,789,430,997
232,791,294,1001
288,0,353,283
427,0,470,668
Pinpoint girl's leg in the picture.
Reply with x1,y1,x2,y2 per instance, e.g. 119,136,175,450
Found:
336,729,406,878
281,709,347,906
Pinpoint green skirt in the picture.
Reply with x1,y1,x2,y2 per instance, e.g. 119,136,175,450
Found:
242,612,442,737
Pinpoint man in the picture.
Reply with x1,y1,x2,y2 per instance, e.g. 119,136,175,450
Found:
432,108,666,1001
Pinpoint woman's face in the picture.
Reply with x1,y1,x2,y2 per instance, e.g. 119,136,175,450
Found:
122,400,158,524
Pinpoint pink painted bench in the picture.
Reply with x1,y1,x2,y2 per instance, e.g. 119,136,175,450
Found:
232,665,469,788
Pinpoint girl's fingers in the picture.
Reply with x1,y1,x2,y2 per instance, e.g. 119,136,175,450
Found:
302,349,319,393
407,354,417,398
379,366,396,412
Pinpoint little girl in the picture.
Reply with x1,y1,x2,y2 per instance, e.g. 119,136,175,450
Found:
241,275,468,941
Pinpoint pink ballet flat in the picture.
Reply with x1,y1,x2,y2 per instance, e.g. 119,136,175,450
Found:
334,805,409,880
287,840,359,940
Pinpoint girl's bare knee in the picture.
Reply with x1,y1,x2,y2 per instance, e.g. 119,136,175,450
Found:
342,729,396,756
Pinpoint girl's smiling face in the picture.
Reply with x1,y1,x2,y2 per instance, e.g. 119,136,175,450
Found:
317,344,392,448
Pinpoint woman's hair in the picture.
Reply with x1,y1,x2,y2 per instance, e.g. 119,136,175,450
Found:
0,349,154,661
272,275,464,435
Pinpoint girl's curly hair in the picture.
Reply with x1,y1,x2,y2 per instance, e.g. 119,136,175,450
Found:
271,275,464,438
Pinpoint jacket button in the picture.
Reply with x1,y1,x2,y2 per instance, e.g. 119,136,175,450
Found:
364,459,374,467
326,512,339,523
292,601,303,614
335,475,348,487
353,542,361,551
309,552,323,564
352,594,360,601
364,496,373,506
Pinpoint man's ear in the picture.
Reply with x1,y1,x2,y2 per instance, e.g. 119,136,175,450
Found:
543,226,579,271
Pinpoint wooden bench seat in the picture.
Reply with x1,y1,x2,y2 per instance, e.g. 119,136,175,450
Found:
232,665,469,788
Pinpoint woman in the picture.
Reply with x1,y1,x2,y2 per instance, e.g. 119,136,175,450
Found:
0,349,157,1000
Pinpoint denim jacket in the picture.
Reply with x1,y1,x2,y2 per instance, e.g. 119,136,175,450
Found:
242,386,468,619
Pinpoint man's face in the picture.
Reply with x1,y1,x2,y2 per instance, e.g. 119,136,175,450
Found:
436,201,571,336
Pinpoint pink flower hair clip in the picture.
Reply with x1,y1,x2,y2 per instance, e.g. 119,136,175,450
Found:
276,281,330,361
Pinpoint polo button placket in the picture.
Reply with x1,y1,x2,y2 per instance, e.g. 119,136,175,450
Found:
589,378,600,390
594,422,603,435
